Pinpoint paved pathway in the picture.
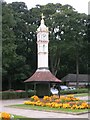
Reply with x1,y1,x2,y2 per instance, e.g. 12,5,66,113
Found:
0,98,89,119
77,96,88,101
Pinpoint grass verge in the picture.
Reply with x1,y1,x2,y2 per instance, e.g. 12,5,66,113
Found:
13,115,39,120
8,104,89,115
74,93,88,97
14,115,27,118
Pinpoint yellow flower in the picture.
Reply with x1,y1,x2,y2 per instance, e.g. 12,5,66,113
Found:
30,95,40,102
63,103,71,108
67,94,74,98
24,95,89,110
0,112,11,119
43,96,51,102
46,103,51,107
55,99,60,103
75,98,80,101
51,95,59,100
88,104,90,109
80,102,88,109
71,104,78,109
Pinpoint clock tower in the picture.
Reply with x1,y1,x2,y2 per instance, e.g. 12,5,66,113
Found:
37,14,49,69
24,14,61,97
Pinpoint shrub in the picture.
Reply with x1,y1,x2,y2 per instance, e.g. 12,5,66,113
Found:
60,88,88,95
0,88,88,99
0,90,36,99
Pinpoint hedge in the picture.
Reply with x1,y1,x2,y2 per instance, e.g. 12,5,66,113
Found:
0,90,36,99
60,88,88,95
0,88,88,99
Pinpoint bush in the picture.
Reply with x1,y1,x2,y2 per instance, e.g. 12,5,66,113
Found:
0,88,88,99
0,90,36,99
60,88,88,95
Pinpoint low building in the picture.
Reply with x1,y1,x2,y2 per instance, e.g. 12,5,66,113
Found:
61,74,89,87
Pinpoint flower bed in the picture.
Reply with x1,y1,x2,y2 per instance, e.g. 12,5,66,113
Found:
0,112,14,120
24,95,90,110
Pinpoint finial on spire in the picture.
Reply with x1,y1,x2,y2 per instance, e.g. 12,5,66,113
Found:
41,13,45,19
37,13,48,32
41,13,45,25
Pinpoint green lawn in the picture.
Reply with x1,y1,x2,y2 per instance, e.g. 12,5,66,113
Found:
9,104,89,114
74,93,88,97
14,115,27,118
13,115,39,120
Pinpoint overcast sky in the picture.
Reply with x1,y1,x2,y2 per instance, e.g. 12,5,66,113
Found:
5,0,89,14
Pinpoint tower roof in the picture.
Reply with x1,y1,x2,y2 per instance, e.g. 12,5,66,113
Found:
24,69,61,83
37,13,48,32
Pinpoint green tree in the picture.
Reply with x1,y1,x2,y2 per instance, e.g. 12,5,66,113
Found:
2,2,88,90
2,2,31,89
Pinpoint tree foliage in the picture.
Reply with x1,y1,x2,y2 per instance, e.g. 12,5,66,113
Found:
2,1,88,90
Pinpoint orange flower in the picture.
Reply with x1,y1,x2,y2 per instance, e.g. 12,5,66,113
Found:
30,95,40,102
0,112,11,120
24,95,89,110
43,96,51,102
63,103,71,108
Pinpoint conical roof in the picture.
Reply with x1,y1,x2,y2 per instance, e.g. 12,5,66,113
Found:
24,69,61,83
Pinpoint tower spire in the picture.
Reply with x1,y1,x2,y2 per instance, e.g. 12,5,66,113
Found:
41,13,44,19
37,13,48,32
41,13,45,25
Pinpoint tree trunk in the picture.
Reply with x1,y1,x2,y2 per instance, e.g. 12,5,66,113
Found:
50,50,55,75
76,50,79,88
54,57,60,76
8,78,12,90
50,45,61,76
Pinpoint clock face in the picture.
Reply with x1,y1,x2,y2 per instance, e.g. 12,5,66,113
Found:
37,33,48,41
41,33,47,40
42,34,46,37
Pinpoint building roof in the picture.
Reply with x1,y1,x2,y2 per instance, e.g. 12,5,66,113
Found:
24,69,61,83
61,74,89,82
